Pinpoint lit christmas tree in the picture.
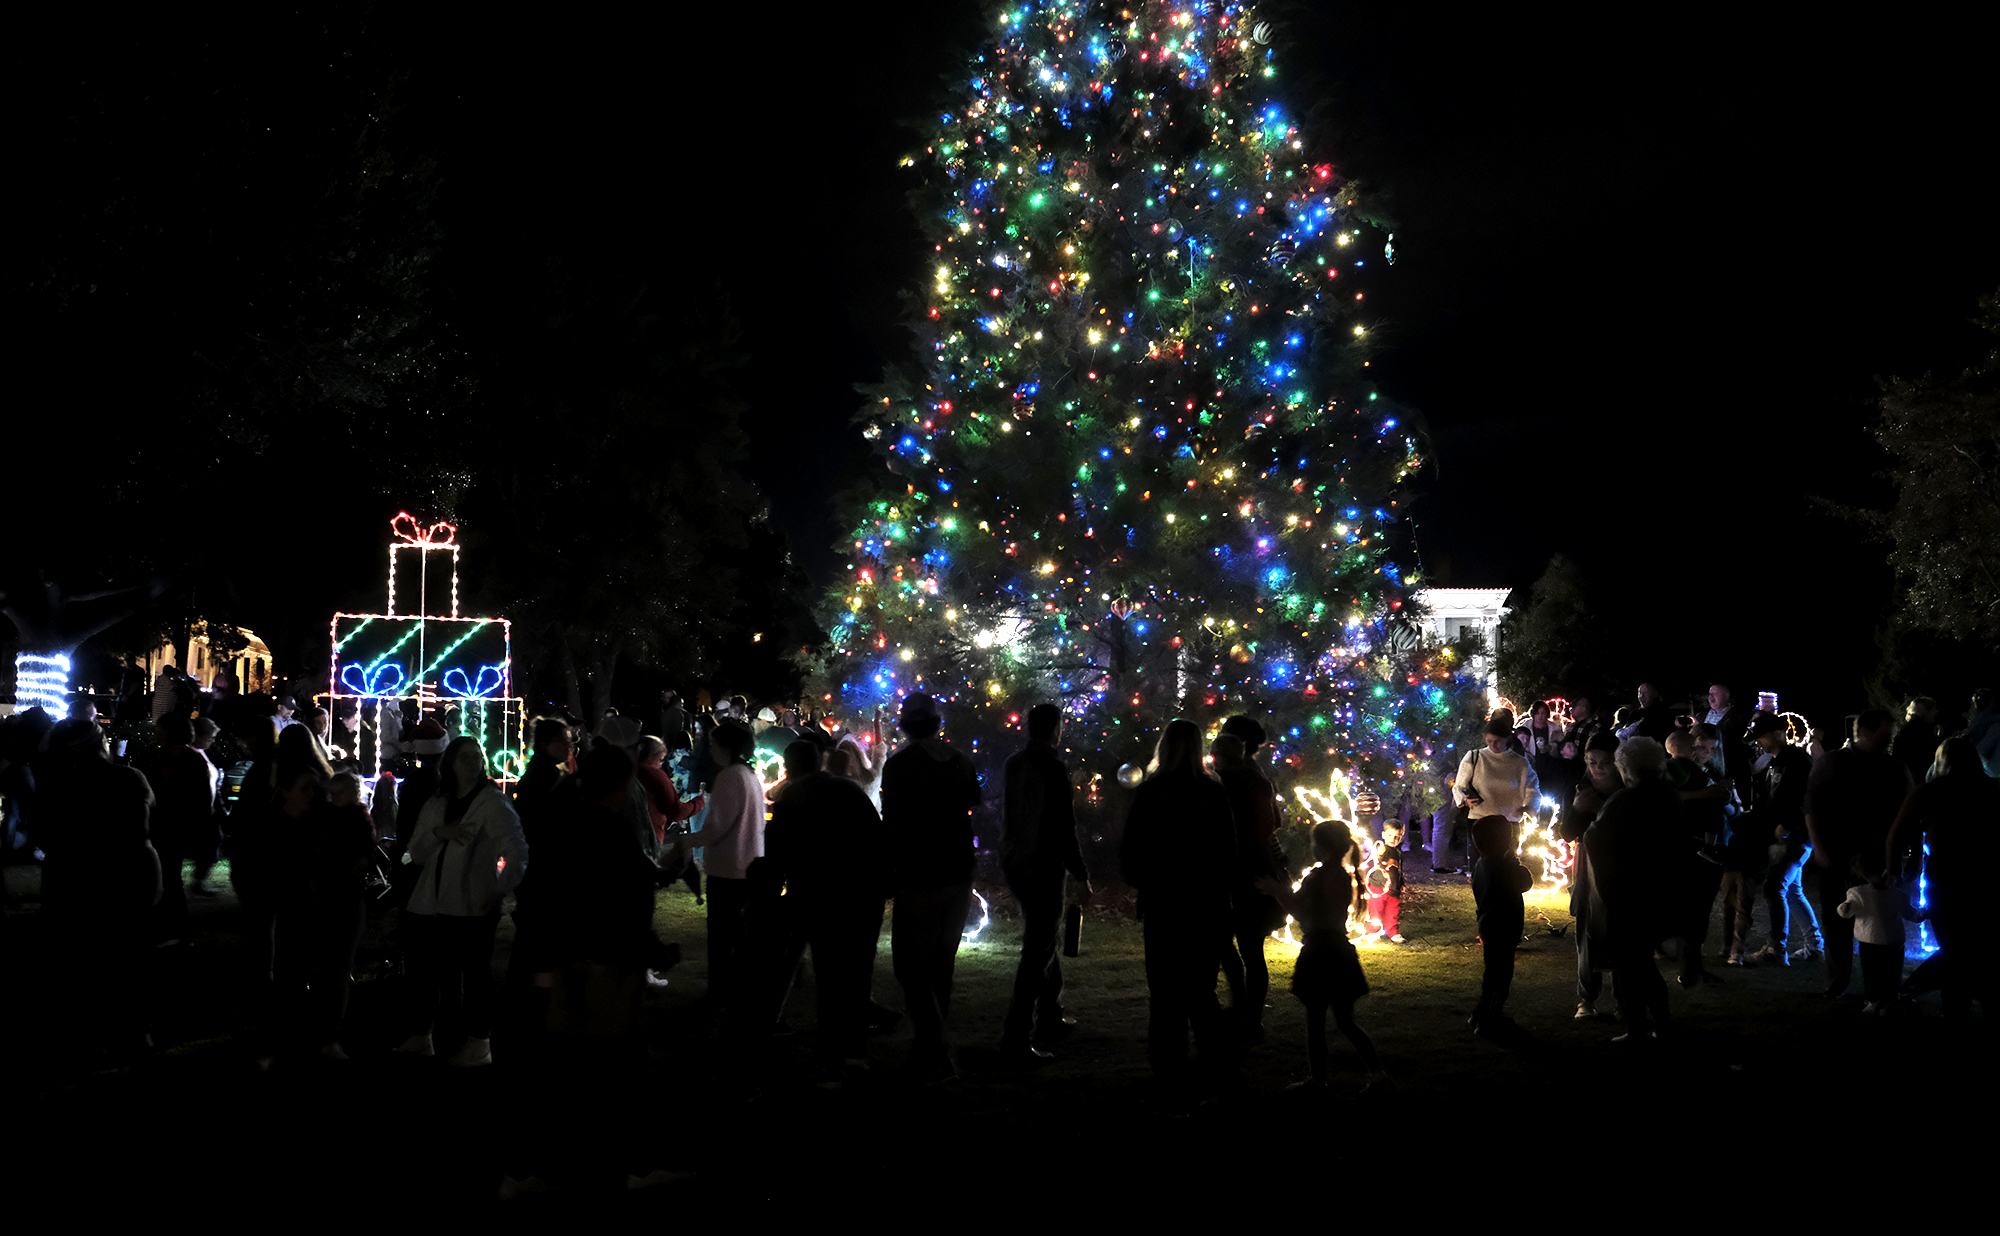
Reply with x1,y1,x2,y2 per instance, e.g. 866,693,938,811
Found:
823,1,1485,827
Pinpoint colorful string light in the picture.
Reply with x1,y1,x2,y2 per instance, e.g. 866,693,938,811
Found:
322,515,524,782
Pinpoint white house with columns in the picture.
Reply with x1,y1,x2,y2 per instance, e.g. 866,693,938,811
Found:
1412,587,1511,692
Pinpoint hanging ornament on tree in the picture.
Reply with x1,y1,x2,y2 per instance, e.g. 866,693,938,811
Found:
1106,37,1126,61
1253,22,1274,45
1268,238,1297,266
1110,596,1137,618
1384,232,1396,265
1117,762,1146,787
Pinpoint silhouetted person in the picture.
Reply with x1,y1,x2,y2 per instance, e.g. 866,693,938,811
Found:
509,718,574,988
882,694,982,1083
1257,821,1381,1087
138,714,212,943
39,718,159,1058
511,741,682,1195
227,715,285,1021
1585,738,1682,1040
1887,736,1996,1021
1213,717,1284,1042
998,704,1090,1061
1564,731,1621,1016
1120,718,1235,1107
766,739,886,1076
281,769,375,1059
1805,709,1913,998
186,717,225,892
1665,729,1728,988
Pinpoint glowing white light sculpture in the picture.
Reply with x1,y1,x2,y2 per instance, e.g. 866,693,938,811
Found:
13,652,72,715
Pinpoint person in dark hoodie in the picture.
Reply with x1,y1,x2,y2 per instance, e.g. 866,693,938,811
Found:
1120,718,1235,1107
1584,737,1684,1041
505,741,682,1197
38,717,159,1059
227,714,284,1011
881,693,982,1083
138,714,213,945
998,703,1090,1062
508,717,575,993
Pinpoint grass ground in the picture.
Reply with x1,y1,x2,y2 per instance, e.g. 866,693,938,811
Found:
2,855,1990,1214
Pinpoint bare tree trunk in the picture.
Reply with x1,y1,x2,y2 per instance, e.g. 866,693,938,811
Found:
555,624,583,720
0,575,164,656
583,633,623,727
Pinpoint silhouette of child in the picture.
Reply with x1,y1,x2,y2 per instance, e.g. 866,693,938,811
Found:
1257,821,1384,1090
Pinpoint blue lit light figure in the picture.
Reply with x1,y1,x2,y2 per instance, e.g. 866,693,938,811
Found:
1917,838,1937,954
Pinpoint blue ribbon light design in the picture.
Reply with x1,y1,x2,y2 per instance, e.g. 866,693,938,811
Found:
340,662,407,697
442,664,505,699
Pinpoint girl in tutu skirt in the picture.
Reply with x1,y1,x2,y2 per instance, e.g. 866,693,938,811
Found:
1257,821,1382,1089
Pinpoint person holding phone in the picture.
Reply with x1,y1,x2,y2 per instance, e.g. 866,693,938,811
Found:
1454,714,1540,1038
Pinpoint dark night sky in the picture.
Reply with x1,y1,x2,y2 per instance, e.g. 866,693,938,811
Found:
617,2,1996,715
22,3,1998,718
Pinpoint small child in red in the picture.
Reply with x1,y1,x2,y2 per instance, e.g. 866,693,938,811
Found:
1366,822,1406,943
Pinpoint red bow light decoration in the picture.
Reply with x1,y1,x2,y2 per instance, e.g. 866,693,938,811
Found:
391,512,458,547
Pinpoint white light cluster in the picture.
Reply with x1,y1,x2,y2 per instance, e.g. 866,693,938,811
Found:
13,652,72,715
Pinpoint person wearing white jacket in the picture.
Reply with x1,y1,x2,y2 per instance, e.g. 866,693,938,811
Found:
396,737,528,1067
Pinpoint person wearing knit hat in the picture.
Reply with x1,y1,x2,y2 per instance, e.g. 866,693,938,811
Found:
595,713,642,751
389,717,452,846
407,718,449,756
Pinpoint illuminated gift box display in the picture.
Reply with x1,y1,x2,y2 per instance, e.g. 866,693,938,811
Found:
324,514,524,782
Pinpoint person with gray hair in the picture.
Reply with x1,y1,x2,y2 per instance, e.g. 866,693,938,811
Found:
1583,737,1681,1040
1891,696,1939,785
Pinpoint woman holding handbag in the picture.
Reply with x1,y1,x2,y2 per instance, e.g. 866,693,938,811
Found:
1454,713,1540,1039
396,736,528,1067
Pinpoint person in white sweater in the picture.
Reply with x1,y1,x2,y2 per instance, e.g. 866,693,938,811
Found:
680,720,767,1015
1453,713,1541,1037
1453,718,1542,825
396,736,528,1067
1836,864,1918,1014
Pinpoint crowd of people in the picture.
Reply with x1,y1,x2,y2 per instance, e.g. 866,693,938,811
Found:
1428,683,1998,1041
2,671,1995,1193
